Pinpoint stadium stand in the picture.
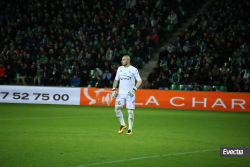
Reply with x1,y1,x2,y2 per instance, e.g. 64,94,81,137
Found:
0,0,191,87
0,0,249,93
145,0,250,93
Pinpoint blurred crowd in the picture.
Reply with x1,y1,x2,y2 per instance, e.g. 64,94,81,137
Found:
0,0,197,88
145,0,250,92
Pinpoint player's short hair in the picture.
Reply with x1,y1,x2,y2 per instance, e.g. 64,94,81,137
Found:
123,55,130,61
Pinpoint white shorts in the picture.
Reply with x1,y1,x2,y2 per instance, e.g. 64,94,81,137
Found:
115,94,135,109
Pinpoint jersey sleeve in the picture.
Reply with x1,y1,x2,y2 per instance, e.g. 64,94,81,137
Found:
133,68,142,81
115,68,120,81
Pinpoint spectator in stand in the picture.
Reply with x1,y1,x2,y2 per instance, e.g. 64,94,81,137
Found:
235,67,244,78
3,65,14,85
164,66,172,79
182,62,189,75
142,81,151,89
0,63,6,84
209,21,218,34
71,66,81,79
167,42,175,53
103,70,112,86
95,75,104,88
200,16,207,28
236,75,245,91
134,45,144,65
188,21,197,32
40,54,48,64
192,82,202,91
80,69,90,87
107,80,114,88
172,72,180,85
150,29,159,46
71,75,80,87
49,67,60,86
17,63,29,85
198,68,208,85
60,75,70,87
106,47,113,63
34,66,43,86
61,68,70,80
16,45,24,55
244,85,250,92
160,57,168,70
25,54,33,67
154,78,161,89
227,76,241,92
58,61,65,73
181,83,191,91
244,79,250,91
208,84,216,91
234,48,243,58
159,75,171,90
168,10,178,25
174,58,182,70
147,68,158,84
173,37,181,48
91,68,103,87
243,69,250,80
150,81,157,89
182,72,191,84
119,45,128,56
236,55,245,67
27,64,37,85
85,54,94,70
213,71,222,86
159,47,168,63
183,41,190,52
245,57,250,69
204,52,213,63
212,64,220,76
41,66,51,86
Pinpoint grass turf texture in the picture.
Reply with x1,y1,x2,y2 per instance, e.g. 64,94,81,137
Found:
0,104,249,167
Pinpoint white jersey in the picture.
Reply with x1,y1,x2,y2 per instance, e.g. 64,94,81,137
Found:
115,65,142,95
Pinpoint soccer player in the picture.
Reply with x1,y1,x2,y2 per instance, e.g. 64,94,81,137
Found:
112,55,142,135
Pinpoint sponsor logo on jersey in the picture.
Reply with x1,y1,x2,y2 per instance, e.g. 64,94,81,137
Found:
120,76,131,80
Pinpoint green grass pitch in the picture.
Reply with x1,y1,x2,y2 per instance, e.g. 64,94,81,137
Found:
0,103,250,167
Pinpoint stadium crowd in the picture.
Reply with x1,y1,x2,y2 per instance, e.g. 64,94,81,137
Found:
0,0,191,87
0,0,192,88
146,0,250,92
0,0,248,92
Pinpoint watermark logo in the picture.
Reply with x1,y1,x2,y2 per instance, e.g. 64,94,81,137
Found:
220,147,250,157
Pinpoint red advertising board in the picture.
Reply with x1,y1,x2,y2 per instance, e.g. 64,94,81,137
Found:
80,88,250,112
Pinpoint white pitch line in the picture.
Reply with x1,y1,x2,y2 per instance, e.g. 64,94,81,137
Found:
76,149,219,167
0,116,116,121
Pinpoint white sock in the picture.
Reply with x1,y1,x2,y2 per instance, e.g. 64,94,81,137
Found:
115,110,125,126
128,110,134,131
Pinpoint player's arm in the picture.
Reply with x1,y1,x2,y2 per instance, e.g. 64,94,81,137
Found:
135,80,142,89
112,69,120,98
112,80,119,98
113,80,118,89
128,69,142,97
134,69,142,89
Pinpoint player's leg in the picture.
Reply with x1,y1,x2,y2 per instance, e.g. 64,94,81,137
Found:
115,106,125,126
115,94,127,133
126,109,134,135
126,95,135,135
